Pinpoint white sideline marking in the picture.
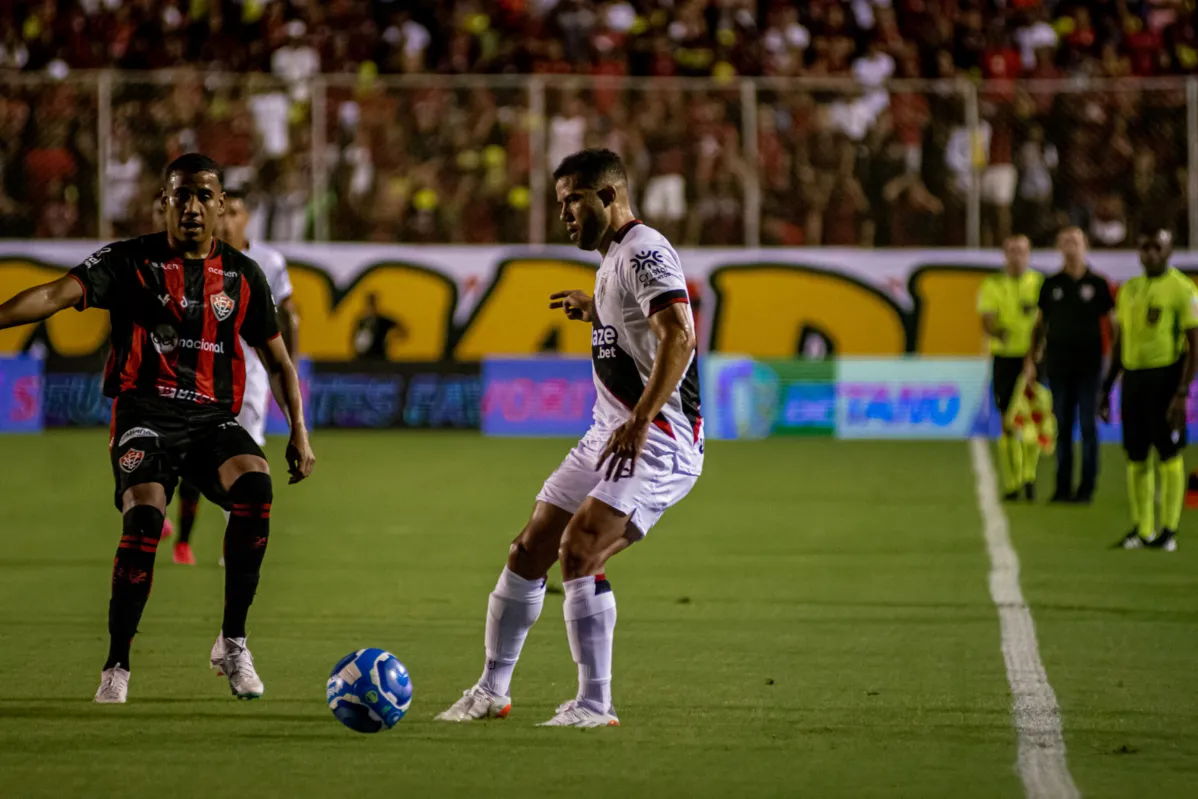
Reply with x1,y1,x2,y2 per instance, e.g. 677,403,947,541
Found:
969,438,1080,799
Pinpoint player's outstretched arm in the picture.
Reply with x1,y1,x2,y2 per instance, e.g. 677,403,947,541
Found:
597,304,697,481
256,335,315,484
549,290,593,322
0,276,83,331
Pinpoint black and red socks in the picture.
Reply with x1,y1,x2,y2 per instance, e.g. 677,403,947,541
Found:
221,472,273,640
105,505,165,670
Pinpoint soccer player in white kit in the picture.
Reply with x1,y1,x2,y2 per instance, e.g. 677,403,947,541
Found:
437,149,703,727
171,189,298,566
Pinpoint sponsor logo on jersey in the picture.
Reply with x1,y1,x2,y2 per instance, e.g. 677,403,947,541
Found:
82,248,111,268
218,420,241,430
157,385,217,403
591,324,619,359
208,266,239,277
150,325,226,355
211,292,235,321
118,427,159,447
119,449,145,473
630,248,673,286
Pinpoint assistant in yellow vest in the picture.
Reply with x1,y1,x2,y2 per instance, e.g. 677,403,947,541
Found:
978,234,1044,500
1101,229,1198,551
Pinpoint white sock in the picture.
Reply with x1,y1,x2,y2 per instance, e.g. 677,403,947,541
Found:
477,567,545,698
563,574,616,713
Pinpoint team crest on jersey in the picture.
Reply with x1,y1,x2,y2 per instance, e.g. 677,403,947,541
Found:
119,449,145,473
211,292,235,321
1079,284,1095,302
1147,307,1162,325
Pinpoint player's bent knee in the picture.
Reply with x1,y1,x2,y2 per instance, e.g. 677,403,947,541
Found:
124,504,166,539
121,483,166,515
229,471,273,505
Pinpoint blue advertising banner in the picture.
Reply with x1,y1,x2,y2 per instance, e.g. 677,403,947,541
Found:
836,358,990,440
309,362,481,429
265,358,314,436
0,355,44,433
482,358,595,437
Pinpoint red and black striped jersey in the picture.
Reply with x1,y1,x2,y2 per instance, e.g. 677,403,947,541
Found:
68,232,280,414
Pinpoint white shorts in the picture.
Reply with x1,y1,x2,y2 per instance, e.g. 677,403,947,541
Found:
536,434,700,539
237,370,270,447
982,164,1017,206
642,174,687,222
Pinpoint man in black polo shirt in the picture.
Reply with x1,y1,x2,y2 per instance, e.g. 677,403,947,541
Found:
1026,227,1116,502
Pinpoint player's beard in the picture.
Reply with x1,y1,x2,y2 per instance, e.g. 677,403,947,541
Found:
576,211,605,251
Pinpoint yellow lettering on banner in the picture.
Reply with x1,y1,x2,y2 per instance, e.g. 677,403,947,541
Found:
910,268,990,355
0,262,109,355
454,259,597,359
710,267,905,355
288,264,454,360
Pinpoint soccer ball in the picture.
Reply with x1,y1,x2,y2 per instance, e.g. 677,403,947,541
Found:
326,648,412,733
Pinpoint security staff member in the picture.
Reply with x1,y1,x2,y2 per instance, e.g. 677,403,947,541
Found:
1026,227,1115,503
979,235,1043,500
1102,230,1198,551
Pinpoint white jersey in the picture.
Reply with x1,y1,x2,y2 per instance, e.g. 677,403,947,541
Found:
589,221,703,472
242,241,292,372
239,241,293,443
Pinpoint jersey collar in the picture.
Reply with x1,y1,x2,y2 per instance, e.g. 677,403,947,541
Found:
612,219,643,244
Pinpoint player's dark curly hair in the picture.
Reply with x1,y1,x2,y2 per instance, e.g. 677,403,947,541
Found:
553,148,627,189
163,153,224,185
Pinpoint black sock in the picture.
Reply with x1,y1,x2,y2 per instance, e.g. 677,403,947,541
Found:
177,480,202,544
222,472,272,640
105,505,165,670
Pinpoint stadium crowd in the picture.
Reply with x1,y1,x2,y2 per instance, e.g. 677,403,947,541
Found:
0,1,1195,245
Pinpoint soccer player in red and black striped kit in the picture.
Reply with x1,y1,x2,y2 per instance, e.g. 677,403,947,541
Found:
0,154,315,703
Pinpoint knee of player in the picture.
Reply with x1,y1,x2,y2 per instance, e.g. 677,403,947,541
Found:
123,503,166,538
229,470,273,506
559,525,604,571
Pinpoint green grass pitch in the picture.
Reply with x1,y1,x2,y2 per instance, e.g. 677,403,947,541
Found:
1,431,1196,798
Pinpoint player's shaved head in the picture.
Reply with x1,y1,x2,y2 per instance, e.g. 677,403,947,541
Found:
553,148,627,191
164,152,224,187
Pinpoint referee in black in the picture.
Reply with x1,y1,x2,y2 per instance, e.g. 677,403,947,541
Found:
1025,227,1116,503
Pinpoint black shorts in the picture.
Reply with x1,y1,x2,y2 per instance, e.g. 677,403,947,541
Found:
1121,361,1187,462
992,356,1024,414
109,394,265,511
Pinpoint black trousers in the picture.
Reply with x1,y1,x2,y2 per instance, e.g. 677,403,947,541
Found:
1048,369,1101,498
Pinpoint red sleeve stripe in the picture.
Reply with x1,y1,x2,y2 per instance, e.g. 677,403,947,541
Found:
67,272,88,310
648,290,689,316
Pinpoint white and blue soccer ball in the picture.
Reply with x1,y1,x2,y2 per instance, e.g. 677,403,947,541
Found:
326,648,412,733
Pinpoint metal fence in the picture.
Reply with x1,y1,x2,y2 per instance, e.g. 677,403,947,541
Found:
1,71,1196,248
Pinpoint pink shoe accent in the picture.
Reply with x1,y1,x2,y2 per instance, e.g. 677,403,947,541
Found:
173,542,195,566
161,519,174,539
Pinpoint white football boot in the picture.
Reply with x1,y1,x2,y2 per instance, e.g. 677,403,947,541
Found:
538,700,620,728
434,684,511,721
94,666,130,704
210,634,265,699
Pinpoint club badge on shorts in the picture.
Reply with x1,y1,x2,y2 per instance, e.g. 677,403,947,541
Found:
119,449,145,473
211,292,235,321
